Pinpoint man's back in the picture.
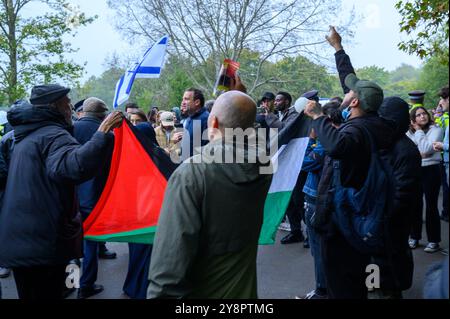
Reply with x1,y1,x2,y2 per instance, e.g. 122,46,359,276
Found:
148,140,272,298
73,117,112,215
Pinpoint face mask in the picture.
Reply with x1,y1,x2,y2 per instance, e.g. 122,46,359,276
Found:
341,106,352,122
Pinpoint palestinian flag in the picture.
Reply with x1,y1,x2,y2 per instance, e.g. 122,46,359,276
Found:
259,112,311,245
83,120,178,244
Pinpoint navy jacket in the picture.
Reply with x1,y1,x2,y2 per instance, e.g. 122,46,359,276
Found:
181,107,209,160
73,116,113,217
0,105,113,268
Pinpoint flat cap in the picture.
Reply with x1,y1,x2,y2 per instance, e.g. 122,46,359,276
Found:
30,84,70,105
82,97,109,115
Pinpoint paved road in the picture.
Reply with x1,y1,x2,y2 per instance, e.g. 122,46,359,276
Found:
1,212,448,299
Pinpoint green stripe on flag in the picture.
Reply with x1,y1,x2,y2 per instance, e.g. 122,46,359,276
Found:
84,226,157,244
259,191,293,245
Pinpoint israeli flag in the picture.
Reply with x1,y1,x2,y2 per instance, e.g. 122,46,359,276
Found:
113,36,169,109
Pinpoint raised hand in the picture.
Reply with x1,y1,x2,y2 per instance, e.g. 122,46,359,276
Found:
326,25,343,51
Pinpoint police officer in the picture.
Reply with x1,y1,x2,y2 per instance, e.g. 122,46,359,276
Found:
302,90,320,103
408,90,426,111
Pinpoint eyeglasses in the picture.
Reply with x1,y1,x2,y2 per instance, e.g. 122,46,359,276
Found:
415,112,427,118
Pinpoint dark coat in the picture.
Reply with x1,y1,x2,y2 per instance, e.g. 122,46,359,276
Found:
135,122,158,146
181,107,209,160
73,116,113,217
0,130,15,192
265,107,298,130
375,96,422,291
313,114,394,190
334,49,356,94
0,104,113,268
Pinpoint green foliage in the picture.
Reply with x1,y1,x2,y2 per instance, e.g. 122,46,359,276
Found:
72,55,195,113
75,52,447,112
0,0,96,104
396,0,449,62
356,66,390,87
418,55,450,108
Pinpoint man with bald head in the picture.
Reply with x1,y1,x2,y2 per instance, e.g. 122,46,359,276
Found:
147,91,272,299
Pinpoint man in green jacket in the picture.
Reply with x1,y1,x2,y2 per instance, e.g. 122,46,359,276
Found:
147,91,272,299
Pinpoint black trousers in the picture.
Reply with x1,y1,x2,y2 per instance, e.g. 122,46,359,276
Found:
411,164,442,243
13,265,67,300
285,171,308,236
441,162,449,218
321,230,371,299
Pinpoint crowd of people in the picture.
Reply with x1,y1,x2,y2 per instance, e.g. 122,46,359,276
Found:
0,26,448,300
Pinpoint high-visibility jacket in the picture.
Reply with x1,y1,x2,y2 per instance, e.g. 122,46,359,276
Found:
435,113,449,130
409,103,423,111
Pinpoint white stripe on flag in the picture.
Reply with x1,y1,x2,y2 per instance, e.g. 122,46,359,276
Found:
268,137,309,193
113,36,169,108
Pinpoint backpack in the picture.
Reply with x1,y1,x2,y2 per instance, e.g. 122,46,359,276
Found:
330,125,395,255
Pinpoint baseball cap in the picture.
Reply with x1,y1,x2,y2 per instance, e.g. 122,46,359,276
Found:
261,92,275,101
160,111,175,126
344,74,384,112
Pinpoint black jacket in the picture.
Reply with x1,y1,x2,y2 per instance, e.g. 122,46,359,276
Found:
375,96,422,290
0,130,15,192
335,49,356,94
73,116,113,217
0,104,113,268
313,114,394,190
265,107,299,130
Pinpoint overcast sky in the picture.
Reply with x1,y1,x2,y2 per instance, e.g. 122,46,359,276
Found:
29,0,423,82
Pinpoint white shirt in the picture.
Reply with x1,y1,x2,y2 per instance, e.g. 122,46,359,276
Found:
406,125,444,167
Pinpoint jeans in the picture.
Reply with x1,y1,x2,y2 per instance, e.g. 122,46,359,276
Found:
80,240,99,289
79,210,99,289
304,201,327,291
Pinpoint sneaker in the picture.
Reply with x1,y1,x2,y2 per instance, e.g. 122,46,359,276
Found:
0,267,11,278
408,239,418,249
424,242,440,253
295,290,328,299
278,222,291,232
281,233,304,244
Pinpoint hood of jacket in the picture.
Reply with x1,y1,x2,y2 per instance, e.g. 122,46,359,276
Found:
378,97,410,139
191,137,270,184
7,102,69,143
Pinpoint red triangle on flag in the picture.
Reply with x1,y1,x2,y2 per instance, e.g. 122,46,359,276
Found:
83,122,169,244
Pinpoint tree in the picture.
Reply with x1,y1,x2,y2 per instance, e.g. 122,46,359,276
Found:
0,0,95,104
395,0,449,63
73,54,195,113
356,66,390,87
417,55,449,108
389,63,421,83
75,51,346,112
108,0,355,94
